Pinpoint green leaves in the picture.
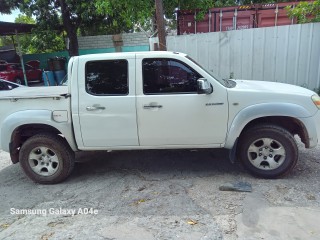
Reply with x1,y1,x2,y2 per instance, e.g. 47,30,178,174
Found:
11,14,65,54
0,0,19,14
7,0,310,55
286,0,320,24
14,14,35,24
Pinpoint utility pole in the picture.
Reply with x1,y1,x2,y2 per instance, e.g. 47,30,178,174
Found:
155,0,167,51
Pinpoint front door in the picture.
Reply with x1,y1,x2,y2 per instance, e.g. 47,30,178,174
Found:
78,58,139,147
136,57,228,146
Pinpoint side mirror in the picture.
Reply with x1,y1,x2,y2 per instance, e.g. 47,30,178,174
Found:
197,78,213,94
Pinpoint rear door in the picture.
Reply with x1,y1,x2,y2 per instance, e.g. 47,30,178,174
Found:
77,55,139,147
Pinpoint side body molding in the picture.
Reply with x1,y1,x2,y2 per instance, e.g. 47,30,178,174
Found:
0,110,77,152
225,103,318,149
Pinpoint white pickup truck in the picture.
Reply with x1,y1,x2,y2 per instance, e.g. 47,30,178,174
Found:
0,51,320,184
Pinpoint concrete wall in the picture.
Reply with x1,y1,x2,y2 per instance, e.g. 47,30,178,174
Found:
78,32,149,50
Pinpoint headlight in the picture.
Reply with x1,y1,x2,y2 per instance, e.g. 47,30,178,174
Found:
312,95,320,109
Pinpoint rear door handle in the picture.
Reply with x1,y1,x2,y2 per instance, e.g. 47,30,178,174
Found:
86,105,106,111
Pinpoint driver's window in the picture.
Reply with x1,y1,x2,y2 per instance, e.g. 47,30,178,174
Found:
142,58,202,95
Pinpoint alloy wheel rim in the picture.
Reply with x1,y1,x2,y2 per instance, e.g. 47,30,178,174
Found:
28,147,60,176
247,138,286,170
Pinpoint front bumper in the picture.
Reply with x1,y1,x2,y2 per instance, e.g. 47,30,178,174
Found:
301,110,320,148
314,110,320,146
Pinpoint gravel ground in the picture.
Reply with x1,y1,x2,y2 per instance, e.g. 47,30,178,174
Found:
0,141,319,240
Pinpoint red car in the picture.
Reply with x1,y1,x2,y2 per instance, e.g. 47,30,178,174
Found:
0,61,42,85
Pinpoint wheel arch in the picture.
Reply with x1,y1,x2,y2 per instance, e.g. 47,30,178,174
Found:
9,123,74,164
225,103,315,149
1,110,78,163
240,116,309,146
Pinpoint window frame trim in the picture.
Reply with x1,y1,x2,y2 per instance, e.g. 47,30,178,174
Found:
85,59,129,96
142,57,202,95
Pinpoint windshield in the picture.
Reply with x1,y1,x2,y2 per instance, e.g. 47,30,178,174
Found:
186,56,234,87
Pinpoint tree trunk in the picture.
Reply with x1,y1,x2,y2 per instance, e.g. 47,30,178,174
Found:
58,0,79,56
155,0,166,51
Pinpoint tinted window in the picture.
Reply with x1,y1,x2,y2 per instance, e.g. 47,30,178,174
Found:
0,81,18,90
85,60,128,95
0,82,6,90
142,58,202,94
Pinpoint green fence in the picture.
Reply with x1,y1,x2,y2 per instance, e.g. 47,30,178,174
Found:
23,51,69,69
23,45,149,70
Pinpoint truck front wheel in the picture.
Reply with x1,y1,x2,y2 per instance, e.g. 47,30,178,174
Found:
19,134,75,184
238,124,298,179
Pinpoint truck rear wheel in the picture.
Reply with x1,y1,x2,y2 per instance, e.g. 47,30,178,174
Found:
19,133,75,184
238,124,298,178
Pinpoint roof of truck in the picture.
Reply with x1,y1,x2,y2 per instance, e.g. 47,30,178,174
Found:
74,51,187,60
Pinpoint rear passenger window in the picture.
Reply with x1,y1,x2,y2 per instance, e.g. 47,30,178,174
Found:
85,60,128,95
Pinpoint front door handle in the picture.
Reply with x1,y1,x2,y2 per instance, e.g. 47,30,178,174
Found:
143,105,163,109
86,105,106,111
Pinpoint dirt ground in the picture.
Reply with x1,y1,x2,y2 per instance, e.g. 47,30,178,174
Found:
0,141,319,240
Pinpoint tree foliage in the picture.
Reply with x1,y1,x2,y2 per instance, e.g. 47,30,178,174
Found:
13,0,218,56
0,12,65,54
17,0,79,56
94,0,214,31
286,0,320,23
0,0,246,55
15,15,65,54
3,0,305,56
0,37,12,47
0,0,19,14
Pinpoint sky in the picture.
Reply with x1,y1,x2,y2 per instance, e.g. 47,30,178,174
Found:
0,9,21,23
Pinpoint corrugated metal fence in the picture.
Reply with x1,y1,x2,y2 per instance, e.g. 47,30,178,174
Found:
163,23,320,90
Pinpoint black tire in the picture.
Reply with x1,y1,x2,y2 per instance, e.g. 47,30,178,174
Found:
19,133,75,184
237,124,298,179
